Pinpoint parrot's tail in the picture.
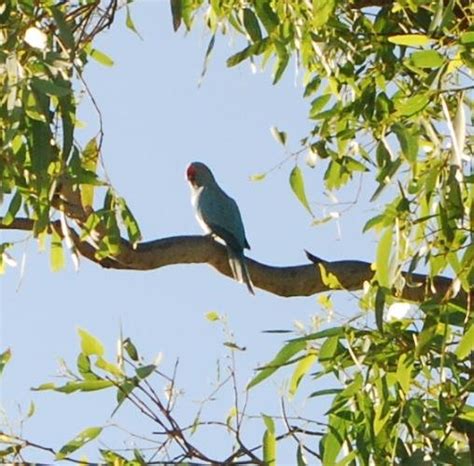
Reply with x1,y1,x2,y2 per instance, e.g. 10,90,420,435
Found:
227,248,255,295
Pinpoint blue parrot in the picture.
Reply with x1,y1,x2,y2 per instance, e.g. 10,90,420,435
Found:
186,162,254,294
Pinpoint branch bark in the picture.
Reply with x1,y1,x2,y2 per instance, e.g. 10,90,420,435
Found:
1,217,468,305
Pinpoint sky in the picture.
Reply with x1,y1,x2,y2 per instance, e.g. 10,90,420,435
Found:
1,1,377,463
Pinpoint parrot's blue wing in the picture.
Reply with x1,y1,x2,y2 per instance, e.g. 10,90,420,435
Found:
207,222,243,253
197,186,250,251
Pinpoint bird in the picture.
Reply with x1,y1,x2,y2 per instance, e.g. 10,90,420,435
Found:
186,162,254,294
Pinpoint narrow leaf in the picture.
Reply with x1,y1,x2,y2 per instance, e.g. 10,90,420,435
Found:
243,8,262,42
247,340,305,389
0,349,11,377
87,46,114,67
456,325,474,360
170,0,182,31
289,353,317,396
31,77,71,97
388,34,430,46
50,229,65,272
270,126,287,146
51,6,75,49
254,0,278,33
410,50,444,68
136,364,156,379
263,422,276,466
375,286,386,333
396,353,413,394
56,427,102,460
289,166,313,215
80,138,99,208
375,227,393,287
78,328,105,357
126,5,142,38
2,191,22,226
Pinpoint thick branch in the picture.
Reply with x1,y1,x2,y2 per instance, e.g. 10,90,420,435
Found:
1,217,468,305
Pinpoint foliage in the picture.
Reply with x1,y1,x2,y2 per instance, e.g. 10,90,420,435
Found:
0,0,473,464
0,0,141,272
170,1,474,461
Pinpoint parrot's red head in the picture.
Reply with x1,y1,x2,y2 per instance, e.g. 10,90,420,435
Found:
186,164,198,184
186,162,215,187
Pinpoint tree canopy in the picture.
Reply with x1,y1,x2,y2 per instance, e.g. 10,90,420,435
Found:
0,0,473,464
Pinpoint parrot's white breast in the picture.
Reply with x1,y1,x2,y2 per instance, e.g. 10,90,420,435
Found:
190,186,212,234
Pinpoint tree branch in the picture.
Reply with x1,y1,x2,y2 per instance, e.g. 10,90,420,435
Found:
1,217,468,305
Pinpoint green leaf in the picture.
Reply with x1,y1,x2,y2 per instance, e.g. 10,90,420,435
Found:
198,34,216,83
80,139,99,208
410,50,444,68
59,380,113,392
31,382,56,391
312,0,336,28
117,197,142,247
289,352,317,396
310,94,331,118
247,340,306,389
205,311,221,322
170,0,182,31
291,326,345,342
318,263,342,289
96,357,123,378
456,325,474,360
136,364,156,379
59,95,74,160
125,5,142,38
243,8,262,42
124,338,139,361
226,39,269,67
270,126,287,145
460,31,474,44
303,76,321,98
309,388,342,398
115,378,139,407
263,416,276,466
50,229,65,272
29,118,53,173
78,328,105,357
375,227,393,287
375,286,386,333
388,34,430,46
370,158,402,201
250,173,266,181
0,349,11,377
273,43,289,84
396,353,413,394
335,451,358,466
86,46,114,67
26,401,35,418
2,191,22,226
363,214,386,233
322,416,343,465
31,77,71,97
319,336,339,361
262,413,275,434
289,166,313,216
51,6,75,49
56,426,102,460
395,94,429,116
297,444,308,466
392,124,418,162
254,0,278,33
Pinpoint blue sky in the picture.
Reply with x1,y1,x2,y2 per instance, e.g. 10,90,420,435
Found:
1,1,376,463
